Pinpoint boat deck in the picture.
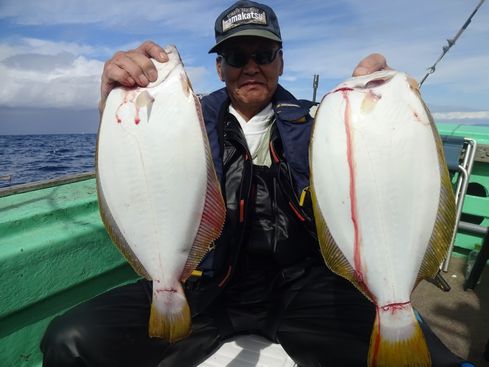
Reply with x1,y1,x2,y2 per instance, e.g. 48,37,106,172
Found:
413,256,488,366
196,256,489,367
0,175,488,366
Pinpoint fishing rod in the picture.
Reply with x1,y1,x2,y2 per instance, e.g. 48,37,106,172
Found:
419,0,486,86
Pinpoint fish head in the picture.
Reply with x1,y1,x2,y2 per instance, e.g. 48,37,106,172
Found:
333,70,413,92
326,70,430,123
146,45,184,89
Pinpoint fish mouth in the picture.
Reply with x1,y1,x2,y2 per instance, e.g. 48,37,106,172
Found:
333,74,395,94
333,87,354,93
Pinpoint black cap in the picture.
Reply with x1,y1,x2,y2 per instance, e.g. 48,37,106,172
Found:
209,0,282,53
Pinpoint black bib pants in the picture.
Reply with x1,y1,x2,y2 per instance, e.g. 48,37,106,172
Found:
41,165,467,367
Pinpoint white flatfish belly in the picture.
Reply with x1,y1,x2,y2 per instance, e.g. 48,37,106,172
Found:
310,70,455,366
97,45,225,342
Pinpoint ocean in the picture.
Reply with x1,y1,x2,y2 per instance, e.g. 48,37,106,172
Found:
0,134,96,189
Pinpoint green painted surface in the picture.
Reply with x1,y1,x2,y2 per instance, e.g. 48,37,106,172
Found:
0,178,139,367
0,122,487,366
436,123,489,251
437,123,489,145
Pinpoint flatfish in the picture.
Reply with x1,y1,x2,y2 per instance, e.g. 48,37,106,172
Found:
97,45,226,342
310,70,455,366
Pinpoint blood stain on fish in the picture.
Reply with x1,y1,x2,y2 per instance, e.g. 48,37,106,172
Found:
341,90,362,275
115,90,141,125
156,288,178,294
342,90,376,302
381,301,411,313
335,87,354,93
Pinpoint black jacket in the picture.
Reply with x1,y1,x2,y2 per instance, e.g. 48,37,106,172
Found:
186,85,319,314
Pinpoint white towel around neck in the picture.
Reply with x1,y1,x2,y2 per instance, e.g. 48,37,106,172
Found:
229,103,275,167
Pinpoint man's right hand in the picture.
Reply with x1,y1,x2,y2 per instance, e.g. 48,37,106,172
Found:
99,41,169,115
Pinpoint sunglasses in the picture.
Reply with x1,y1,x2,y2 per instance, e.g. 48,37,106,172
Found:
219,48,282,68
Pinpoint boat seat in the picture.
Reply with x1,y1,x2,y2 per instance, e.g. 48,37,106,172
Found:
199,334,297,367
440,135,478,271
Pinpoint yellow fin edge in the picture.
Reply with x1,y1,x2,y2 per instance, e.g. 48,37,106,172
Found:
368,311,431,367
149,299,191,343
148,283,192,343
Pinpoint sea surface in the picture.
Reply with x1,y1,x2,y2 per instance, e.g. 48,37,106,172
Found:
0,134,96,189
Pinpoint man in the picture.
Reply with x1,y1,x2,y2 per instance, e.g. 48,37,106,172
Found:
41,1,467,366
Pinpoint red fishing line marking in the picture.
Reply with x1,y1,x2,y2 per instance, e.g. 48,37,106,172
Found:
269,142,280,163
218,265,233,287
239,199,245,223
288,202,305,222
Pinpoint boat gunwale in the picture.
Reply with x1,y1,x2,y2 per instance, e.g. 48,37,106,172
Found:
0,171,95,198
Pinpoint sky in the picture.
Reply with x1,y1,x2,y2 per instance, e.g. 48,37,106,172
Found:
0,0,488,134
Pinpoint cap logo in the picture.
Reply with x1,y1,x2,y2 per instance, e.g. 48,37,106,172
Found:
222,7,267,32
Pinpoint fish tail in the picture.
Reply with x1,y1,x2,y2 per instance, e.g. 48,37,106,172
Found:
149,281,191,343
368,303,431,367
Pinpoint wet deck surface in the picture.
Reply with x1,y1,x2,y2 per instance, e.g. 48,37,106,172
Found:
413,256,489,366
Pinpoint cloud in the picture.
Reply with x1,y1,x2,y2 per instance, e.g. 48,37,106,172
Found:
0,0,488,114
432,111,489,120
0,37,97,58
0,0,220,36
0,56,103,109
275,0,489,107
281,75,298,82
0,38,103,109
3,52,77,71
0,36,218,109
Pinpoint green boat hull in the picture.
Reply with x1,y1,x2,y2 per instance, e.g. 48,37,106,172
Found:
437,123,489,253
0,175,139,366
1,123,488,367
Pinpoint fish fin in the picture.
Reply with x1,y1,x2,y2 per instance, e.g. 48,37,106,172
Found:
416,111,456,284
149,281,191,342
135,90,155,108
310,183,373,301
368,304,431,367
96,167,151,279
180,95,226,281
135,90,155,121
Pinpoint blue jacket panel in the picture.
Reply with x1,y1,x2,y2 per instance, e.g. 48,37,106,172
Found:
201,85,315,195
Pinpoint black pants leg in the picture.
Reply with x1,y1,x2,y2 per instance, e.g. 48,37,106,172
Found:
42,267,469,367
41,279,222,367
276,265,467,367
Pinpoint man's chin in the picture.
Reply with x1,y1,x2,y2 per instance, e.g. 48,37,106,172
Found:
238,91,271,105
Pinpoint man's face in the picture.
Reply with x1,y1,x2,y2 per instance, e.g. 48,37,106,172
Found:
216,36,283,115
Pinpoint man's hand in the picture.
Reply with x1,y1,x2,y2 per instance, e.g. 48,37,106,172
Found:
352,53,391,77
99,41,168,115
